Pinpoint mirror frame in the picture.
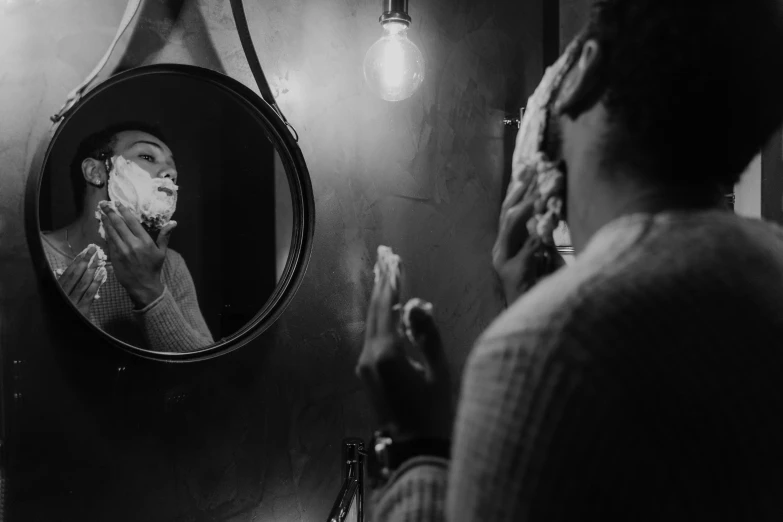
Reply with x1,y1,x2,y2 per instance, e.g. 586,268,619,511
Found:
25,64,315,362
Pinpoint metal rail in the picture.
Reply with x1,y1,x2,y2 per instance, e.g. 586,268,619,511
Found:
326,438,366,522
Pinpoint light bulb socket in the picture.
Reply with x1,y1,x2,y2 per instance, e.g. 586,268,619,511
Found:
380,0,411,25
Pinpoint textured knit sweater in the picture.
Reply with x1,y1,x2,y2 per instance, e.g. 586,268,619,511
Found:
372,210,783,522
42,233,214,352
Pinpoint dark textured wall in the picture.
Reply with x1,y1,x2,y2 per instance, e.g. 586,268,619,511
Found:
0,0,548,520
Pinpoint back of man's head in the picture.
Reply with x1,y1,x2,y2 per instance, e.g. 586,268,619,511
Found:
581,0,783,188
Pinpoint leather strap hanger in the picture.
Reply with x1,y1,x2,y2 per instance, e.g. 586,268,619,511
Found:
50,0,144,123
50,0,298,141
228,0,298,141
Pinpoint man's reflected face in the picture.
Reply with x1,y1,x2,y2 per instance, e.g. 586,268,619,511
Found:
112,130,178,190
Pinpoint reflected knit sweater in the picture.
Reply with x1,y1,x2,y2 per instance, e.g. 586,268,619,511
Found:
42,234,214,352
372,210,783,522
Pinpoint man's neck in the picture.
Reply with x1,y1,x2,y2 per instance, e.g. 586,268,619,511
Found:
66,208,107,256
567,172,724,254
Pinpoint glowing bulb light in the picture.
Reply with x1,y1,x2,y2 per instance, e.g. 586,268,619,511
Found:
363,0,425,102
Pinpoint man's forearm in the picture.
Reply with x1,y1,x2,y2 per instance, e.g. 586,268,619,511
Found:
128,281,165,309
133,286,214,352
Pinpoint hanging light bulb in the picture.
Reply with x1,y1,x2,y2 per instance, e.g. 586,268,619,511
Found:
363,0,425,102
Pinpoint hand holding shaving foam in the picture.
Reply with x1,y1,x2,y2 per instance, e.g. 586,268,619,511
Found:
374,245,402,291
99,200,176,308
493,194,565,305
358,246,452,441
56,244,108,316
95,155,178,240
371,246,435,341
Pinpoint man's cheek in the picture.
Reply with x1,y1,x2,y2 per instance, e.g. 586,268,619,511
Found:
137,163,157,179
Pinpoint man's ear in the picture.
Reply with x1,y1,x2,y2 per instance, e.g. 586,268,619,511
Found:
82,158,107,188
553,39,606,118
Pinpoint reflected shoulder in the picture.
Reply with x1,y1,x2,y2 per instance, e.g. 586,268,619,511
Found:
164,247,184,264
164,247,195,274
40,228,69,254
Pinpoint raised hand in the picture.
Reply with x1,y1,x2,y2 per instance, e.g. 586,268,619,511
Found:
57,245,108,316
356,259,453,442
98,200,177,308
492,179,565,306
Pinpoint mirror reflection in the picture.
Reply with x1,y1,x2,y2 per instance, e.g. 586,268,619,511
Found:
38,72,294,353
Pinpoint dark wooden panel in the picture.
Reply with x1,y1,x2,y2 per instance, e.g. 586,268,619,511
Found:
762,128,783,225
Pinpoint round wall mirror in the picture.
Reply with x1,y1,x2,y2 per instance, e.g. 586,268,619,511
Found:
26,64,314,361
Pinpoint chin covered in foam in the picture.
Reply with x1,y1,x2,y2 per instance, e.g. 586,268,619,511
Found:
95,155,178,239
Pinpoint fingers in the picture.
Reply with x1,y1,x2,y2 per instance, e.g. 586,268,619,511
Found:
361,255,402,361
538,243,566,275
59,245,96,295
78,266,107,307
99,202,138,250
551,246,567,270
366,254,401,341
501,164,540,213
407,306,448,381
507,234,545,287
156,221,177,251
493,198,536,266
375,262,401,338
513,234,542,263
100,211,130,257
70,250,102,301
501,178,531,216
114,202,148,241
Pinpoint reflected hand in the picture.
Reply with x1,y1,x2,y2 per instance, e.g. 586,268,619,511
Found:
356,263,453,442
492,181,565,306
57,245,107,316
99,201,177,308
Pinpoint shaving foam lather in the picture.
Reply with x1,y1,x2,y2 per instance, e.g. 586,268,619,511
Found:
95,155,179,239
505,35,584,246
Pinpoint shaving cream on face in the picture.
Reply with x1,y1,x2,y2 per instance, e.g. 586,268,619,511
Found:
95,155,179,239
506,38,582,245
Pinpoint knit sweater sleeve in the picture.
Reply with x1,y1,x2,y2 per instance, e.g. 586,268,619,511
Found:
371,325,647,522
133,250,215,352
447,323,654,522
370,456,449,522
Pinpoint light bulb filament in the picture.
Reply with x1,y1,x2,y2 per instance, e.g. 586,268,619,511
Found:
363,20,425,101
382,39,405,88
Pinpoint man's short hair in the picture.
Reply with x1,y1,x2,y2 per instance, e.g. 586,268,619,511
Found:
580,0,783,188
69,121,168,213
